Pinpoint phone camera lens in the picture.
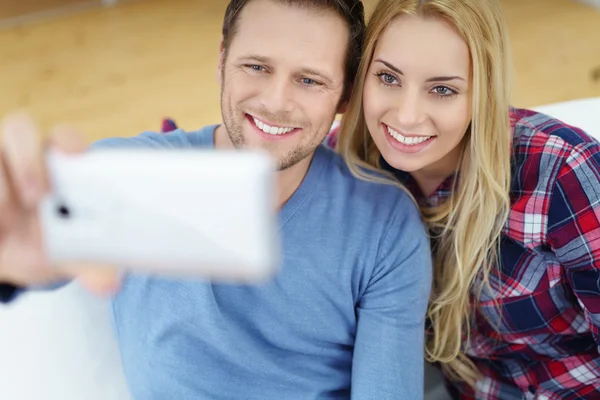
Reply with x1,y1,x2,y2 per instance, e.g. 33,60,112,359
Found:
56,204,70,218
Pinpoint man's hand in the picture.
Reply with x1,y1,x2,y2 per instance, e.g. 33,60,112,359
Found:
0,112,120,295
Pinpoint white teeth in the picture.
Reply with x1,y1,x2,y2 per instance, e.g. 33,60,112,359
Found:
387,126,431,145
253,117,295,135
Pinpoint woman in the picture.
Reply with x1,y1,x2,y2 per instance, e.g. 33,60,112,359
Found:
330,0,600,398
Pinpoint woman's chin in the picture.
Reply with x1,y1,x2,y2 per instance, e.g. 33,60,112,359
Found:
380,148,428,173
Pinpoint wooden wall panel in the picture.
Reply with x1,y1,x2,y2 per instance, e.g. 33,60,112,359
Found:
0,0,99,21
0,0,598,143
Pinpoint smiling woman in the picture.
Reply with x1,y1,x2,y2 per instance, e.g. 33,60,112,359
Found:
362,15,473,188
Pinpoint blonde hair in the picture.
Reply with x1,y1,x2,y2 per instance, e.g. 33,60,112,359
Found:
337,0,512,386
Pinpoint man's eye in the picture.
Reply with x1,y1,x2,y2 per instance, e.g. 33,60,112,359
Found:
246,64,265,72
301,78,321,86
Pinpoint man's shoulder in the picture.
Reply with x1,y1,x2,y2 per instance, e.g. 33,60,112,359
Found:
316,144,419,216
314,145,431,280
90,125,218,150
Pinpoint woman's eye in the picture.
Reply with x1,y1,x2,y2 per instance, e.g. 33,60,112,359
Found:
381,73,396,84
433,86,454,96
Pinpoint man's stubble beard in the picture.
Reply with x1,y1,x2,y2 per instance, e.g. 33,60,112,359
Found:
219,73,319,172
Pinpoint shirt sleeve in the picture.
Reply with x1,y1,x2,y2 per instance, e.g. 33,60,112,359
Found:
547,141,600,345
350,196,433,400
0,283,22,303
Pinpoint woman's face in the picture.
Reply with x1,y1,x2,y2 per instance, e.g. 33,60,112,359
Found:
363,15,472,177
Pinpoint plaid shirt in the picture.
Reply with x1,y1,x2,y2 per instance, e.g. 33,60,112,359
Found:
327,107,600,399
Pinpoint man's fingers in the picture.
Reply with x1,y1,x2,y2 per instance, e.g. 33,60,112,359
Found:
59,263,122,295
48,124,88,154
0,112,48,209
0,155,20,230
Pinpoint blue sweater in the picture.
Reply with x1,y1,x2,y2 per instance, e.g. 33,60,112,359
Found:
5,125,433,399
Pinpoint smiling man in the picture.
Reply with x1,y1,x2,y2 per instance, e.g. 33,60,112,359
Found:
0,1,432,399
215,0,360,207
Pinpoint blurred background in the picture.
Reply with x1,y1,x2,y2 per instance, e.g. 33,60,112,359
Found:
0,0,599,143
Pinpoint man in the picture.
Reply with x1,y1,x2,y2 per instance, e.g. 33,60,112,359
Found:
0,0,432,398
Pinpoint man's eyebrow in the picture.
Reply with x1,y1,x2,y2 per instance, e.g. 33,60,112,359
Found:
237,54,272,64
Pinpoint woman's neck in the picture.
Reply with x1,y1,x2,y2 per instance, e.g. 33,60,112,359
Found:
410,142,463,197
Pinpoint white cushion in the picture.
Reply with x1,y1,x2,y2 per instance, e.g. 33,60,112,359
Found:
532,96,600,140
0,283,130,400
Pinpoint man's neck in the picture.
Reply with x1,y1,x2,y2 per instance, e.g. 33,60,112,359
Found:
214,124,312,209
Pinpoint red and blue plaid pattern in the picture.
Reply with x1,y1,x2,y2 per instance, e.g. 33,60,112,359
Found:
161,118,178,133
329,108,600,399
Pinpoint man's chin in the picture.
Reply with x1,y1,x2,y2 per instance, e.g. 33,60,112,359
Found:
228,127,312,169
242,145,295,170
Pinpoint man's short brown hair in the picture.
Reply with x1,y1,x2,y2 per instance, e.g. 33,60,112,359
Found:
221,0,365,102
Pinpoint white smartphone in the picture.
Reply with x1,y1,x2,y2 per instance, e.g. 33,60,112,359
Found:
38,147,280,282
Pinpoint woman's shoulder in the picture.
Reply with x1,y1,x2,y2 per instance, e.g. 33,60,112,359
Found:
510,106,598,153
509,106,600,200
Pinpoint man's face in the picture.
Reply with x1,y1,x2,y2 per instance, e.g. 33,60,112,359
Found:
218,0,348,170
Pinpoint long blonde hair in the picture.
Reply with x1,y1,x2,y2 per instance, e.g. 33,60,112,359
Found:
338,0,513,385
